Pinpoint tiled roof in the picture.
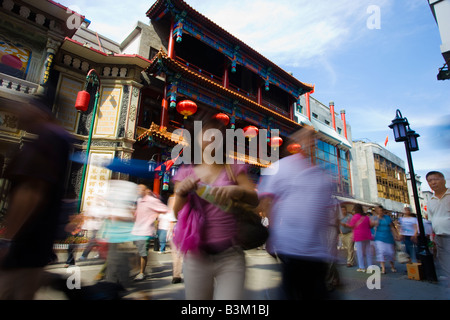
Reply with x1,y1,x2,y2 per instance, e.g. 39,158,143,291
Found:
146,0,314,93
147,50,302,129
136,123,189,147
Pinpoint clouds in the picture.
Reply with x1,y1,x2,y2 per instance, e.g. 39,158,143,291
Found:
66,1,150,42
185,0,390,67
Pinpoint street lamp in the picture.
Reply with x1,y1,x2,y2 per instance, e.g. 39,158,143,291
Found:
75,69,101,213
389,109,437,282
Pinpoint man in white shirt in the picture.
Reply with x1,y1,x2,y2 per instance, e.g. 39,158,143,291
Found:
258,127,334,299
426,171,450,284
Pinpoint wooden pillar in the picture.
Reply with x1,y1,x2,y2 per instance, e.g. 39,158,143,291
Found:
153,154,162,195
160,19,175,131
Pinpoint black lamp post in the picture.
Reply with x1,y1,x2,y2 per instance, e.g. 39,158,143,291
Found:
389,109,437,282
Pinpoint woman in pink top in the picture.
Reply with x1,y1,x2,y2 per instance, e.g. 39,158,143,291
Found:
349,204,375,272
172,117,259,300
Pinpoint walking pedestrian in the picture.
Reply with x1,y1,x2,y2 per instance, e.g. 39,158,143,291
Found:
372,205,400,274
0,95,72,299
349,204,375,272
425,171,450,285
339,205,355,267
131,184,169,280
258,126,334,300
172,117,259,300
78,195,108,261
398,206,418,263
166,196,183,284
100,180,140,288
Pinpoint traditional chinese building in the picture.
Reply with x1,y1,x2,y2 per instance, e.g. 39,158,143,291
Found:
0,0,89,214
1,0,357,213
135,0,315,196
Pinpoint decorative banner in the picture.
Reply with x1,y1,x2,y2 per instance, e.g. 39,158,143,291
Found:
94,86,122,137
0,37,31,79
40,52,54,86
55,75,83,132
81,151,114,211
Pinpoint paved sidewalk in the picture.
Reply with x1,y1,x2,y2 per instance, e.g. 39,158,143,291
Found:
36,248,449,300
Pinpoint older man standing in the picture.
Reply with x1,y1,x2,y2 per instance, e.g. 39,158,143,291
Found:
426,171,450,285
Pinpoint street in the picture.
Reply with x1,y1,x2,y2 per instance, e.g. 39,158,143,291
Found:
36,247,449,301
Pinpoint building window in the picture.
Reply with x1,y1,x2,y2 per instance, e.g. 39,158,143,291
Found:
315,140,351,195
312,112,318,119
374,154,408,203
325,120,330,125
149,47,159,60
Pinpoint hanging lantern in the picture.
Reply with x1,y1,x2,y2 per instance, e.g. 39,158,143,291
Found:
269,136,283,150
176,100,197,119
213,113,230,126
287,143,301,154
243,125,259,141
75,90,90,112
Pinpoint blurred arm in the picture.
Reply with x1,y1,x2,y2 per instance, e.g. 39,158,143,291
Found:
3,179,48,240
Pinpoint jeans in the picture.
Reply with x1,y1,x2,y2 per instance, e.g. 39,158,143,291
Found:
403,236,417,262
355,240,373,269
157,229,168,252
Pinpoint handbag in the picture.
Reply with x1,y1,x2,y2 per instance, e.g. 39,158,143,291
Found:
172,193,205,254
395,241,410,264
225,165,269,250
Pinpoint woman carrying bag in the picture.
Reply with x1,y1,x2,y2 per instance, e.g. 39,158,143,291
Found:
372,205,400,274
172,117,259,300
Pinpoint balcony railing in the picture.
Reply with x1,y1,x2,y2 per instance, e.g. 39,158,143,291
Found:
0,73,38,95
174,58,291,118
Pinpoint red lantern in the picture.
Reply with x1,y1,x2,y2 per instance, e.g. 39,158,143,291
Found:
75,90,90,112
177,100,197,119
243,125,259,140
213,113,230,126
269,136,283,149
287,143,301,154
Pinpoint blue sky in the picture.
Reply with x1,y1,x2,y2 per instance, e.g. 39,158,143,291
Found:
63,0,450,190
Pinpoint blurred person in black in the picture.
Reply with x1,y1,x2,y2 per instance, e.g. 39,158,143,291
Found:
0,95,72,299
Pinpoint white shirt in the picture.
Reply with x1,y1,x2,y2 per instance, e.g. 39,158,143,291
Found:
399,217,417,236
427,188,450,235
258,154,333,261
158,210,177,230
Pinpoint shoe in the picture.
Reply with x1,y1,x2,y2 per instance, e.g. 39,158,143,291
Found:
93,254,100,259
172,277,183,284
134,273,145,281
94,273,105,281
78,256,87,261
347,264,353,268
356,268,366,272
391,268,397,273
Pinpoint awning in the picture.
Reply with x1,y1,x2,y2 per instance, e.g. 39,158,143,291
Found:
333,195,377,208
311,118,352,149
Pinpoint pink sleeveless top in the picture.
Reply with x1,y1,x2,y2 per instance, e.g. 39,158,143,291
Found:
173,164,247,253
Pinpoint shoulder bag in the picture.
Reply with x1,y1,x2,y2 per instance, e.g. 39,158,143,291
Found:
225,165,269,250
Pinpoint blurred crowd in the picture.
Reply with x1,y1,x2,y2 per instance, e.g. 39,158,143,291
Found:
0,98,448,300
